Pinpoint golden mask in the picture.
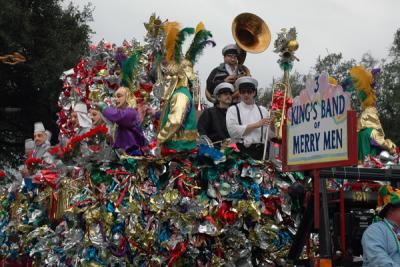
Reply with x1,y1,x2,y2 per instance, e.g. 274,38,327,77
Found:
161,62,179,100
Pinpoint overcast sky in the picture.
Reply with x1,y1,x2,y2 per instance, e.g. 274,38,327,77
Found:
68,0,400,99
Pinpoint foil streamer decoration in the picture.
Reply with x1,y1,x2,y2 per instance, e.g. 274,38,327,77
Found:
273,27,299,69
0,14,313,267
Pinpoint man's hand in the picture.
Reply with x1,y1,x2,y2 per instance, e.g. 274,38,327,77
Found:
269,114,276,125
256,118,273,128
224,75,236,83
244,118,273,136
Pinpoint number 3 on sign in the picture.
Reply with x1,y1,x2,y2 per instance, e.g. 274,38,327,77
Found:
314,76,320,93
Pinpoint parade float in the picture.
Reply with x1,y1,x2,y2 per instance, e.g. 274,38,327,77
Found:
0,13,399,267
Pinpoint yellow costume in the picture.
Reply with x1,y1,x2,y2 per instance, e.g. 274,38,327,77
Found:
157,22,215,153
350,66,396,161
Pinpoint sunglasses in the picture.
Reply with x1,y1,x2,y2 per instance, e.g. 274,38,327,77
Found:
239,88,255,94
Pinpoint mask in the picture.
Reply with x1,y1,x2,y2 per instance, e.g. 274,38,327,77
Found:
161,63,179,100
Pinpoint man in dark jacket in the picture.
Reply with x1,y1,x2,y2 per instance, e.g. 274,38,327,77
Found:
205,44,250,103
198,82,233,146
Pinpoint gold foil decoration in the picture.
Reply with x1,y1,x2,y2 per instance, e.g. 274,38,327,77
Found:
162,189,180,205
236,200,261,222
287,40,299,52
16,224,33,234
98,69,109,77
55,178,80,220
89,89,101,102
144,14,163,38
127,197,141,214
211,255,225,266
109,192,119,203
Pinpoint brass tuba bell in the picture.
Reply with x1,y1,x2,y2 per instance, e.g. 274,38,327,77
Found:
206,13,271,104
232,13,271,55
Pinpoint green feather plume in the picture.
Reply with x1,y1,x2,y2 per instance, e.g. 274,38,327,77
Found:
121,52,139,88
185,29,215,65
173,27,195,63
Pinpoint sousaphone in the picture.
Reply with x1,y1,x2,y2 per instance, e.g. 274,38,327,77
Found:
232,13,274,160
232,12,271,57
205,13,271,103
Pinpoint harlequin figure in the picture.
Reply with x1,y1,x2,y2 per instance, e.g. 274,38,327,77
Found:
348,66,397,162
157,61,198,153
157,22,215,155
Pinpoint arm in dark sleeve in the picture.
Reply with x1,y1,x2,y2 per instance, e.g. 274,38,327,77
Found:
206,68,227,96
102,107,139,128
197,109,211,136
206,68,218,95
211,75,227,93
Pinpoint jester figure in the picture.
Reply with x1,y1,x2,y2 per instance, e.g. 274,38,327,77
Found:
157,22,215,155
349,66,397,162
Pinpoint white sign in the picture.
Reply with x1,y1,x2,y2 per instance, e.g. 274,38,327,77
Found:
286,73,352,166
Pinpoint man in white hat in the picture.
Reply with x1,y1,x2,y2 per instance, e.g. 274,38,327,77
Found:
71,102,92,136
198,82,233,147
32,122,53,163
205,44,250,103
226,76,274,160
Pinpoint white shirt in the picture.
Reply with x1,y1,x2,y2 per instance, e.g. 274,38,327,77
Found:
226,102,274,147
225,64,237,76
32,142,53,164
